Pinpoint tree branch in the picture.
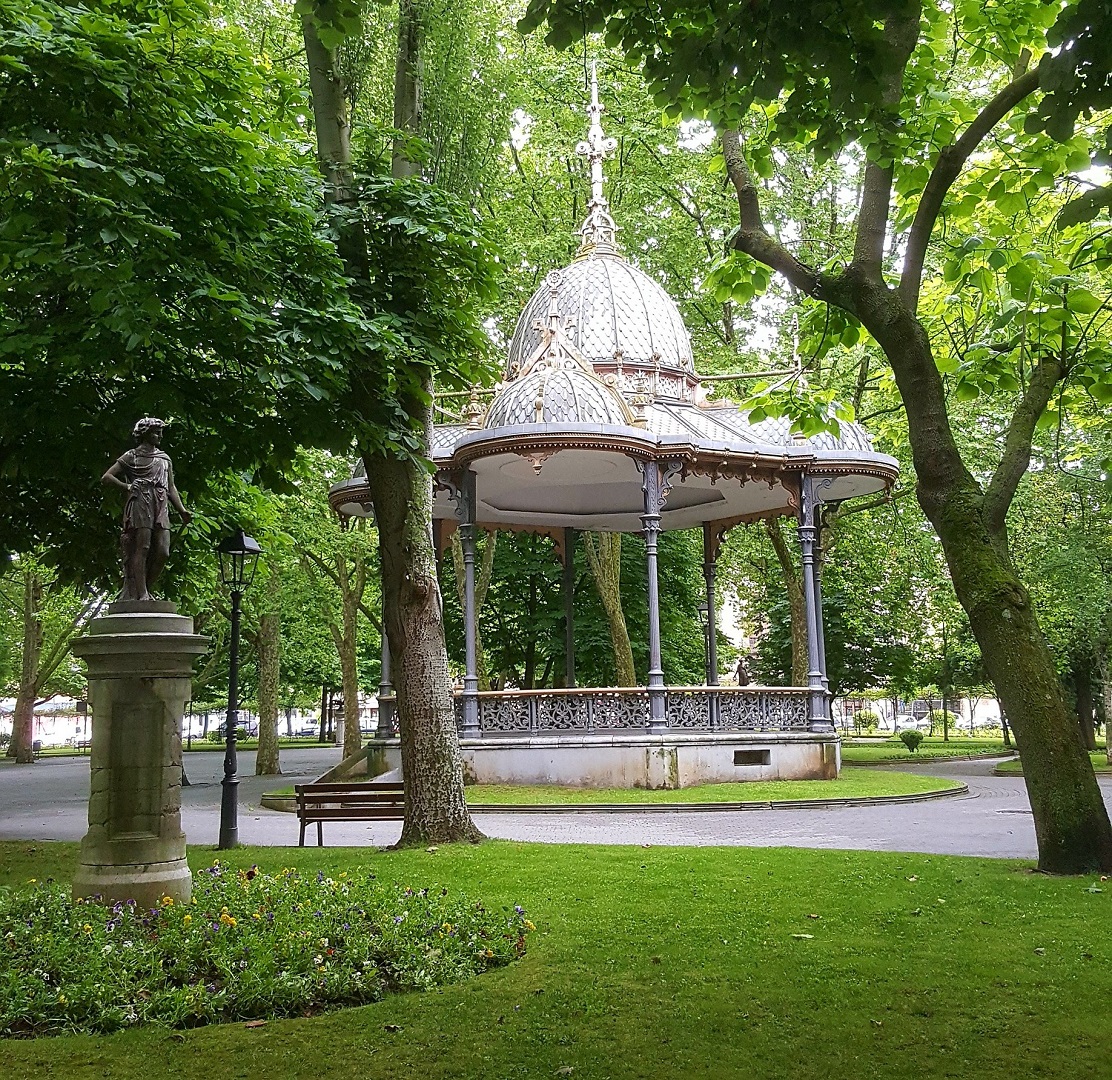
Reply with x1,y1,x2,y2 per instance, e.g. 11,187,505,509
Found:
298,547,382,632
832,486,915,519
900,68,1040,310
983,354,1065,536
36,592,106,690
722,130,822,297
851,6,920,275
853,161,895,273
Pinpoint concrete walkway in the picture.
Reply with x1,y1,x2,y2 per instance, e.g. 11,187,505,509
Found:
3,749,1111,860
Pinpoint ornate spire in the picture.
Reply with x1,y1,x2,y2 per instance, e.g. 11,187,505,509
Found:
575,62,619,254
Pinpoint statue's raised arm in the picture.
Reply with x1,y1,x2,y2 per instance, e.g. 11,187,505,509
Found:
102,418,191,601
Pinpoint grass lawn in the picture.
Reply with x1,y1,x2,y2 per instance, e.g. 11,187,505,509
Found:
842,737,1012,763
463,768,960,804
994,751,1112,776
264,768,962,804
2,840,1108,1080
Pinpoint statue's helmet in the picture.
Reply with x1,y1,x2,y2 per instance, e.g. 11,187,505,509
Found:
132,417,167,439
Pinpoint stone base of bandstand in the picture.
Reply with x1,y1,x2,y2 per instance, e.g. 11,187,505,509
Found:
71,601,207,907
344,731,839,789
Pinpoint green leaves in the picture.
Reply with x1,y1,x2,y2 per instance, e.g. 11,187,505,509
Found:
705,251,771,307
0,0,370,581
742,382,854,440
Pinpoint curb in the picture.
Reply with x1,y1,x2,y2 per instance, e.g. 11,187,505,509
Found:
260,783,968,816
466,783,968,813
848,752,1018,767
993,765,1112,778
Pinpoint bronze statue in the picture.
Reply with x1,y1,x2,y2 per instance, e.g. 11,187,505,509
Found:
102,418,191,601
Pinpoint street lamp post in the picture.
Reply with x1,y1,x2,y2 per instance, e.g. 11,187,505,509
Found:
217,528,262,850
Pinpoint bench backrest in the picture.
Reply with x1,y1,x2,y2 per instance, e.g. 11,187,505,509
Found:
295,782,405,809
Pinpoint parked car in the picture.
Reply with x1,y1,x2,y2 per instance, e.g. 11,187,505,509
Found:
893,714,930,731
212,720,259,739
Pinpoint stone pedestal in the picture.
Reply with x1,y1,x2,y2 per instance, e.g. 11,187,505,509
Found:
71,601,207,907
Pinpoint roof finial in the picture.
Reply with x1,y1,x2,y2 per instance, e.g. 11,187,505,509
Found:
544,270,563,339
575,62,619,254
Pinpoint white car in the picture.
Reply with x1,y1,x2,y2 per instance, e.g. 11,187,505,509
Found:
894,714,930,731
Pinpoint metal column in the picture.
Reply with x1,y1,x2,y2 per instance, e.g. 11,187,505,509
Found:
563,527,576,689
376,622,394,737
458,470,480,737
811,515,830,719
641,462,666,732
797,476,832,731
701,524,720,687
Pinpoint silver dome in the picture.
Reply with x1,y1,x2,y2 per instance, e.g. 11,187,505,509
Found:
506,252,695,389
486,356,632,428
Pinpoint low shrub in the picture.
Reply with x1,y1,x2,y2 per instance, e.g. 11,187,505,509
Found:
899,730,925,753
927,709,961,732
0,862,532,1038
853,709,881,733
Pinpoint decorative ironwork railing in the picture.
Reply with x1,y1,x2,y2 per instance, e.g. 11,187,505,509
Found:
664,686,810,732
473,687,651,735
379,687,810,737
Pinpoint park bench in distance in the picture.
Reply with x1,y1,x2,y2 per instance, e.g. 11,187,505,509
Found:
295,781,405,846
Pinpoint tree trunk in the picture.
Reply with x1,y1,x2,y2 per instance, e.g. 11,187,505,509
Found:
719,21,1111,868
583,532,636,685
8,571,43,764
367,444,482,844
303,2,478,842
340,555,362,756
858,284,1112,873
766,518,808,685
255,572,281,776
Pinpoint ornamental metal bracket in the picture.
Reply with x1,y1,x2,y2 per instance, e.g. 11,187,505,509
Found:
812,475,837,501
659,458,683,508
437,468,477,525
702,520,736,565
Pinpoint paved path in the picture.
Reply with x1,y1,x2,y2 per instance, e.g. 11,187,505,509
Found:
3,750,1111,860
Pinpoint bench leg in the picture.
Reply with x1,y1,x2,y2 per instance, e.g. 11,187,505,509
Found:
317,820,323,847
299,820,305,847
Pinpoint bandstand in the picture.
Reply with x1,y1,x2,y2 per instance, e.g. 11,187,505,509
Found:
330,78,898,787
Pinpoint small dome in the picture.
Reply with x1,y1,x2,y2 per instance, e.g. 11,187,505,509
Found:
486,356,632,428
506,252,694,382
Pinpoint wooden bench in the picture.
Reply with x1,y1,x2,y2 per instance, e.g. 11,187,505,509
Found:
295,782,405,846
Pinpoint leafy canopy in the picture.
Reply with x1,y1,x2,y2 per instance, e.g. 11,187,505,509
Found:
0,0,378,579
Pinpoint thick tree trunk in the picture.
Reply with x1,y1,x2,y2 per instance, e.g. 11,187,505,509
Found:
303,2,478,842
719,14,1111,868
255,571,281,776
766,518,808,685
583,532,636,685
366,441,482,844
255,611,281,774
857,282,1112,873
8,572,42,764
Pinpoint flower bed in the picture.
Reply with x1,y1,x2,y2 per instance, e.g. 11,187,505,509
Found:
0,862,533,1037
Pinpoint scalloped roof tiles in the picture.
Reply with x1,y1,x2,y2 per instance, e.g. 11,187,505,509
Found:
507,253,693,380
